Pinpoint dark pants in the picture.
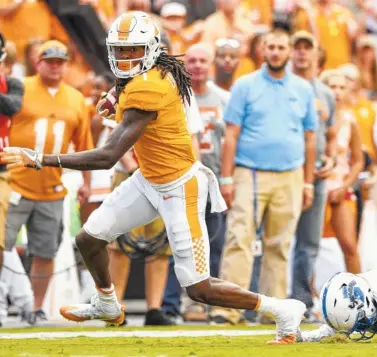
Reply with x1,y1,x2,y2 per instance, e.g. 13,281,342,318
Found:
161,203,226,315
290,179,326,308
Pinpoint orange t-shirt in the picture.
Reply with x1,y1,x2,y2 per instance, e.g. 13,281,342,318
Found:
9,75,94,200
294,4,354,69
0,0,69,62
116,68,196,184
241,0,273,26
352,97,376,162
233,57,257,81
201,8,255,50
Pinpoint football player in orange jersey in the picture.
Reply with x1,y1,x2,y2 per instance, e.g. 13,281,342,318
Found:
1,40,93,325
1,12,306,344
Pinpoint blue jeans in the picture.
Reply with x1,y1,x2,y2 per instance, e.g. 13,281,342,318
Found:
161,203,226,315
290,179,326,308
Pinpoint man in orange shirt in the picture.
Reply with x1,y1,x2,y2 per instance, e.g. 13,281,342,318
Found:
2,12,306,344
0,0,69,63
294,0,359,69
2,40,93,325
201,0,255,50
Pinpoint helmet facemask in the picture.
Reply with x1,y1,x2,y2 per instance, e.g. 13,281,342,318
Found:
106,12,161,78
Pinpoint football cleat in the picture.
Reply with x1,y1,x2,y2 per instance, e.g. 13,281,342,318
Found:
296,324,336,343
60,286,125,326
266,299,306,345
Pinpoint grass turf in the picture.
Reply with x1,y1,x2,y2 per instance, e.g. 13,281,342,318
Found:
0,326,376,357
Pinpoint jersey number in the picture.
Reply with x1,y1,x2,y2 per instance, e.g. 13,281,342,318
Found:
34,119,65,154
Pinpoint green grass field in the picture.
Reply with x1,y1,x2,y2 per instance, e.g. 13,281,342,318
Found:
0,326,376,357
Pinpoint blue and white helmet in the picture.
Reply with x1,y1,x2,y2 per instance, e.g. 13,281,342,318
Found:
320,272,377,340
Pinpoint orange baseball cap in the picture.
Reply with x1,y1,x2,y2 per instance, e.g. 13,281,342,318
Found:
38,40,69,61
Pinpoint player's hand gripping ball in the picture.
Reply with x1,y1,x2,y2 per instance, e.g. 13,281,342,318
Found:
96,87,117,120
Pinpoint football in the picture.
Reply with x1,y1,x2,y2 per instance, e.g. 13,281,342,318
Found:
97,86,117,116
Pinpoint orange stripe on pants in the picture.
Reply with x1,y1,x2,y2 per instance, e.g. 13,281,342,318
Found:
184,176,207,275
184,176,202,240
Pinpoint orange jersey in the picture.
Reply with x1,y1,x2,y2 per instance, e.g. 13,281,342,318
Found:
352,98,376,162
0,0,69,62
295,4,354,69
116,68,196,184
9,75,93,201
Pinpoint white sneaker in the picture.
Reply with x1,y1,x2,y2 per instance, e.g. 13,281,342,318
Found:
60,286,125,326
267,299,306,345
297,324,336,343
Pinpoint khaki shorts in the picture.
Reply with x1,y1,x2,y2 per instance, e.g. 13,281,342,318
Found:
108,171,171,256
0,171,11,250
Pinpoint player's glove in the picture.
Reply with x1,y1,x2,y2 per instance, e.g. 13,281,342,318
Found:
0,147,44,170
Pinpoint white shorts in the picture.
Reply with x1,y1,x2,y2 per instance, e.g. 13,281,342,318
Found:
84,169,211,287
88,169,113,203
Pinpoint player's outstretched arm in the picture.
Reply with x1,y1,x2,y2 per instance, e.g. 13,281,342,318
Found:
0,109,157,171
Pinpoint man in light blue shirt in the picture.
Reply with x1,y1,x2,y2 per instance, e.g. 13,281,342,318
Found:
211,29,318,325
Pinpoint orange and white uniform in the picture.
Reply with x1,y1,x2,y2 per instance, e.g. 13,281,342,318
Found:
9,75,94,201
323,109,357,238
84,68,226,287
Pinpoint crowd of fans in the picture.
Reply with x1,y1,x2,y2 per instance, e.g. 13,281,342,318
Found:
0,0,377,327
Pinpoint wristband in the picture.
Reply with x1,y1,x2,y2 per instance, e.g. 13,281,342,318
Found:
219,177,233,185
304,183,314,190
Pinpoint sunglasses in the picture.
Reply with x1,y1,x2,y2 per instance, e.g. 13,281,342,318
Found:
215,38,241,49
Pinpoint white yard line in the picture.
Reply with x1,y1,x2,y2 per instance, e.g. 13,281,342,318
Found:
0,329,274,340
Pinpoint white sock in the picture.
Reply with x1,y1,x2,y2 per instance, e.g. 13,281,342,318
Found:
97,284,115,295
257,295,278,314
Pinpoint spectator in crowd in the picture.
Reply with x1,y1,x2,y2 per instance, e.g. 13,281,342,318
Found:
116,0,152,15
2,41,18,77
161,44,228,322
0,32,26,326
337,63,377,233
201,0,256,51
212,39,242,91
339,64,377,163
234,32,266,80
316,46,327,75
354,35,377,101
357,0,377,35
289,31,337,321
160,2,203,56
210,29,318,325
167,0,216,25
294,0,359,69
320,69,363,274
2,40,93,325
80,75,113,225
0,0,69,63
23,38,44,78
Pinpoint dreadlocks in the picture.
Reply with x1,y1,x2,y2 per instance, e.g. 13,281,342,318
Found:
155,52,192,105
114,52,192,105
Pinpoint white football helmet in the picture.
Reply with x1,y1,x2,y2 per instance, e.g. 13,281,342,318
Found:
320,272,377,340
106,11,161,78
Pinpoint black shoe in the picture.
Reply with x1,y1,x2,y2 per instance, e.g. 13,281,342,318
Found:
144,309,177,326
27,309,48,326
209,315,233,325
